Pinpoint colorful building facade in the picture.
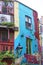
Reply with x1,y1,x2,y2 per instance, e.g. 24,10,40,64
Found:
0,0,39,65
0,0,14,52
14,1,39,64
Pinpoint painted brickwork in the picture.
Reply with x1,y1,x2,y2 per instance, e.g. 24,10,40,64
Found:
14,1,39,57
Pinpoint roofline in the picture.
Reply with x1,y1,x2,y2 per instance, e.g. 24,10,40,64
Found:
15,0,38,13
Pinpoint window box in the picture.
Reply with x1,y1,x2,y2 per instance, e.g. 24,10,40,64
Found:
1,22,14,27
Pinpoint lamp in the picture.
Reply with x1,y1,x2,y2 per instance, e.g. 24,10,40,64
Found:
16,43,23,55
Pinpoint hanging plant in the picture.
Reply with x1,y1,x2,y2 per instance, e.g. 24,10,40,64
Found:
1,22,14,27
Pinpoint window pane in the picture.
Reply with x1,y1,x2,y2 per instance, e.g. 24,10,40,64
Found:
6,46,8,51
25,16,29,22
2,31,8,41
25,22,31,29
25,16,31,29
2,46,5,51
29,18,31,23
25,16,31,23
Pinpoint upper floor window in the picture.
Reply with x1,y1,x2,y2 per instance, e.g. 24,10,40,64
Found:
0,30,8,42
0,1,14,14
2,46,5,51
2,31,8,42
25,16,32,29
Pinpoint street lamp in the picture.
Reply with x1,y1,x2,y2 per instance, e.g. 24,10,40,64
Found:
16,43,23,57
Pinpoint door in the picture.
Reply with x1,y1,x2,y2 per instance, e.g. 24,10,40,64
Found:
26,38,32,54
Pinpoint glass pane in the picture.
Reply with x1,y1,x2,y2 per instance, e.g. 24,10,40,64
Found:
6,46,8,51
2,46,5,51
29,18,31,23
2,31,8,41
25,16,29,22
25,16,31,23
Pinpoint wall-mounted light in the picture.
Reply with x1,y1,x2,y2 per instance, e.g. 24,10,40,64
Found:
16,43,23,55
16,43,23,50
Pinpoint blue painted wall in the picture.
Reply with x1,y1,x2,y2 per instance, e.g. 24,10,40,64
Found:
14,2,38,56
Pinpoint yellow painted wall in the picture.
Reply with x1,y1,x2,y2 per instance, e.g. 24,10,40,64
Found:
14,2,19,39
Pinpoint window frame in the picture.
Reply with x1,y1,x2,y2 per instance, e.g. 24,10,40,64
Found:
6,46,8,51
25,15,32,29
0,30,8,42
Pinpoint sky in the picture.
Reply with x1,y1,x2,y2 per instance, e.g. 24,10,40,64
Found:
18,0,43,19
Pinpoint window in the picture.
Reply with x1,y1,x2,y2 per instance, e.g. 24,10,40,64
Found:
2,31,8,42
2,46,5,51
25,16,32,29
10,33,13,39
39,26,42,34
0,30,8,42
26,38,32,54
6,46,8,51
2,1,14,14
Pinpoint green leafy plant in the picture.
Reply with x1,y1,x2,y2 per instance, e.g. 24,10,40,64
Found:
0,50,23,65
0,50,15,62
11,63,14,65
1,22,14,27
0,62,7,65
